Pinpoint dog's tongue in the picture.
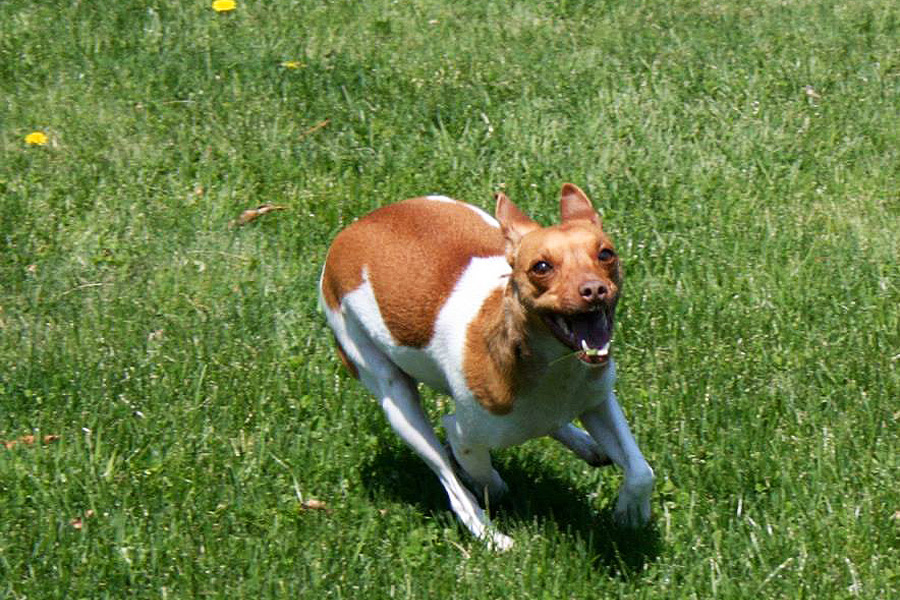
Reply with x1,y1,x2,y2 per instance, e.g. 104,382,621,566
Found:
569,312,611,351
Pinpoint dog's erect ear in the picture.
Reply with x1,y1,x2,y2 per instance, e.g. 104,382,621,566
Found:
495,192,539,239
495,192,539,265
559,183,600,225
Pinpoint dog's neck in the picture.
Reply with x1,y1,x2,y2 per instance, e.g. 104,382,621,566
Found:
483,280,530,373
462,279,529,415
466,277,568,414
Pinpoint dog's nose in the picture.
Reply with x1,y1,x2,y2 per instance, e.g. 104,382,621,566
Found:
579,280,608,302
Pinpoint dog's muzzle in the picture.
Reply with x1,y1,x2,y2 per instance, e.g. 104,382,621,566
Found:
541,309,613,365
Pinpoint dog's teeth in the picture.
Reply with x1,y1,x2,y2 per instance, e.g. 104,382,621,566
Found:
580,339,611,357
557,316,571,336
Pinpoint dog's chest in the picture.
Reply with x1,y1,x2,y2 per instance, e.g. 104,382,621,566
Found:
461,359,616,448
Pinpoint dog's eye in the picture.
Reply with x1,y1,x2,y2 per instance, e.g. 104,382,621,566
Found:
530,260,553,275
598,248,616,262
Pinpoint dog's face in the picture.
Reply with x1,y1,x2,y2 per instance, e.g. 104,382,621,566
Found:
496,185,620,365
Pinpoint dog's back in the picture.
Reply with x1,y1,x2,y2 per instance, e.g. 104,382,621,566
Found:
320,197,503,339
319,196,509,392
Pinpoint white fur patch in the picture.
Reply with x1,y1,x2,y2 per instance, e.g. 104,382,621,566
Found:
340,268,396,348
425,195,500,228
428,255,510,396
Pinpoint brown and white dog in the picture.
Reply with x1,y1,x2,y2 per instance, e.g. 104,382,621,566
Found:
319,184,653,549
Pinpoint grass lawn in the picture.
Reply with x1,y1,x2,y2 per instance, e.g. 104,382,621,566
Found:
1,0,897,597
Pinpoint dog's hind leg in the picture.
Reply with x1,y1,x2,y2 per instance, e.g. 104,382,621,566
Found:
363,370,512,550
332,313,512,550
550,423,612,467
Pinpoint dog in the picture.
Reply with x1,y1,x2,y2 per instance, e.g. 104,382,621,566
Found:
319,184,654,549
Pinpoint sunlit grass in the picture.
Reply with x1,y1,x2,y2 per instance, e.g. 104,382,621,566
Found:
1,0,897,597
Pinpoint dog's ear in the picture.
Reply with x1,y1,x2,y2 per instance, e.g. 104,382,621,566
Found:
495,192,539,265
560,183,600,225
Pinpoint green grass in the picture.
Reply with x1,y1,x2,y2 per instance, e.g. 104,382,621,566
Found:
1,0,898,597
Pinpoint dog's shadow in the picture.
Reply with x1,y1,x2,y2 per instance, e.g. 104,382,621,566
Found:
359,442,660,573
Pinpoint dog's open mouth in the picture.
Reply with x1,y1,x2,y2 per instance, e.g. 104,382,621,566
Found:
541,310,613,365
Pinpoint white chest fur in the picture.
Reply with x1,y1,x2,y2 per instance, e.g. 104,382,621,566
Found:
455,354,617,449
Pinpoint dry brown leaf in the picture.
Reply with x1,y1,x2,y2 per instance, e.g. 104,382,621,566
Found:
300,499,330,512
70,509,96,530
3,434,60,449
231,203,288,227
299,119,330,140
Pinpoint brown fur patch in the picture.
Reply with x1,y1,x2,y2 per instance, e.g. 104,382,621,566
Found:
462,288,517,415
321,198,503,348
334,337,359,379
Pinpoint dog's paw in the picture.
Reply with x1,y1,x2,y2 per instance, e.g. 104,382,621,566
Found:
467,473,508,507
445,444,509,505
586,449,613,468
613,469,654,528
569,436,611,467
613,495,652,528
553,425,613,467
484,529,514,552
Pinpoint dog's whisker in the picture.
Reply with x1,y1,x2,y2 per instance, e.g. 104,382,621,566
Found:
549,350,582,367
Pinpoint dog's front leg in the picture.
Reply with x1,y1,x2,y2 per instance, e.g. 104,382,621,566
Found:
580,393,654,528
550,423,612,467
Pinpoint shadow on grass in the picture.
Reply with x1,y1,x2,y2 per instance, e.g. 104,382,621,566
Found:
359,442,660,575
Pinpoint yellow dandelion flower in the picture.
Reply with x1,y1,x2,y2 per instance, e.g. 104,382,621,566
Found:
25,131,48,146
212,0,236,13
280,61,303,69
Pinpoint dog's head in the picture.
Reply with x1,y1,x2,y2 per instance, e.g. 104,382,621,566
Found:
496,184,621,366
